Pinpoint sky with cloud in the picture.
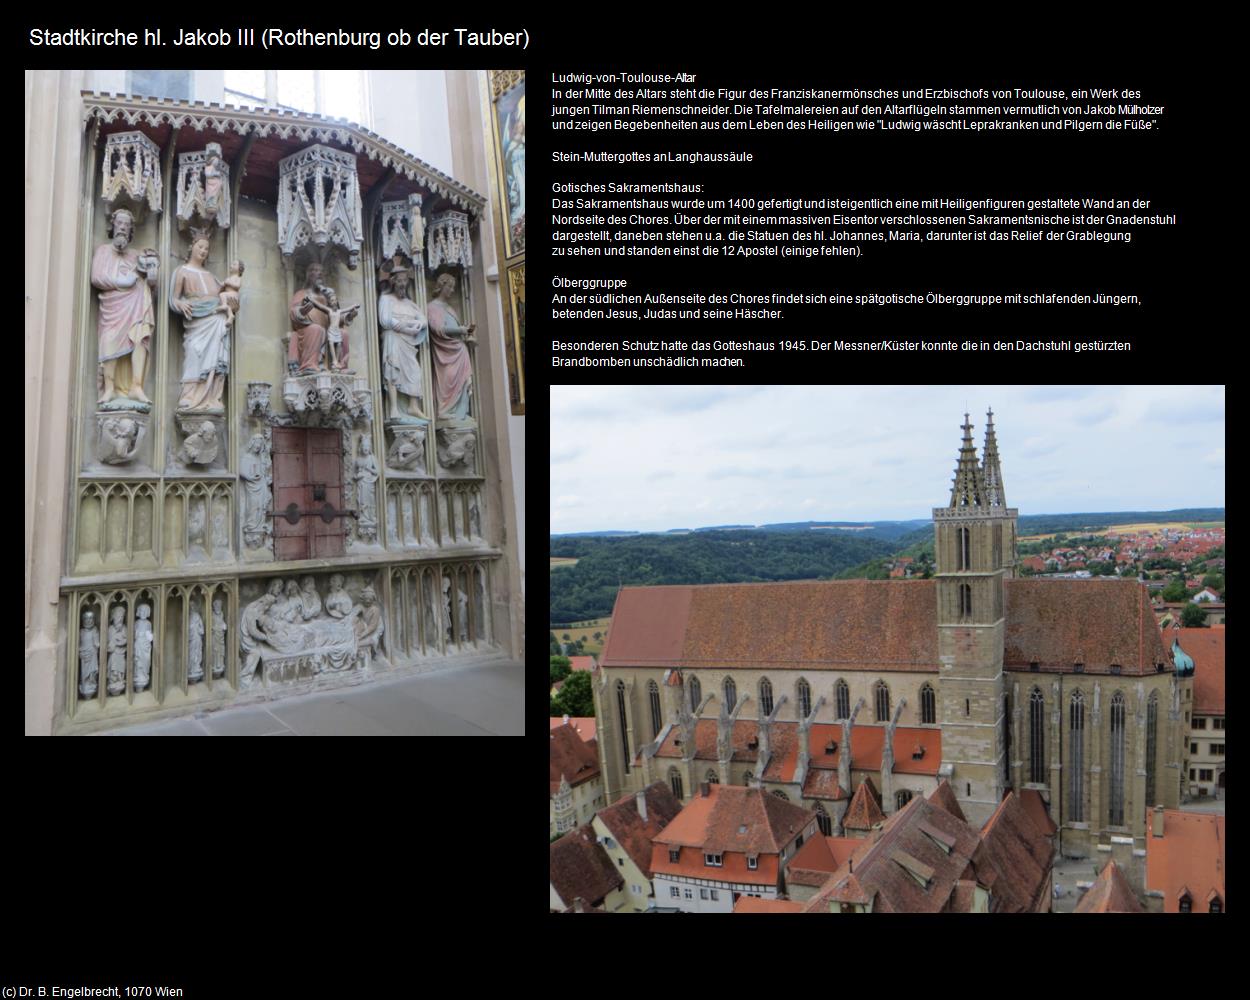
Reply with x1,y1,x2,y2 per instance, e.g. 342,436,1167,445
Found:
550,385,1225,534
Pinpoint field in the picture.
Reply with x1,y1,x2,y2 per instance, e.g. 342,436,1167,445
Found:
555,617,611,655
1107,521,1225,534
550,557,579,569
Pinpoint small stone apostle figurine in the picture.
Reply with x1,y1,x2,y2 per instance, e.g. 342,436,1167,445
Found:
79,610,100,697
298,577,322,621
188,605,205,682
133,604,153,691
203,147,224,220
217,259,245,325
107,606,128,695
353,586,384,656
458,587,470,643
354,437,379,542
211,598,227,678
325,574,353,618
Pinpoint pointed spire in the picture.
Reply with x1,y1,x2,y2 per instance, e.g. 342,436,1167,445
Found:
982,408,1006,507
949,413,986,508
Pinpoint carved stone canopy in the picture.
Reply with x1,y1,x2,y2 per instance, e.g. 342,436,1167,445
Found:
277,144,363,270
101,131,163,220
176,143,232,230
427,210,472,271
380,193,425,261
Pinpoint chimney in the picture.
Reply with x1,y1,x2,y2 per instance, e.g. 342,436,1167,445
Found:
700,782,711,798
563,714,570,725
636,788,648,823
572,897,586,913
1152,805,1165,838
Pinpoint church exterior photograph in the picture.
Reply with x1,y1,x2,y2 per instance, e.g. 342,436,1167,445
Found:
584,390,1197,868
25,69,525,735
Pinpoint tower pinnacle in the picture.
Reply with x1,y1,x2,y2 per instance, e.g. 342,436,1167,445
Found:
949,413,987,508
982,407,1006,507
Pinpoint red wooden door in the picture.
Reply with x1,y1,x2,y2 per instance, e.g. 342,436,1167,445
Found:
309,429,345,558
271,428,345,560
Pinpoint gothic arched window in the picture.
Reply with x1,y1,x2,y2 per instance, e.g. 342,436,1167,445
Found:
814,802,832,836
875,681,890,723
957,527,970,570
688,675,702,713
1110,691,1126,826
723,676,737,712
669,767,684,801
759,677,774,717
797,678,812,719
920,683,936,725
1146,691,1159,807
959,583,972,620
648,679,662,739
1029,687,1046,784
616,680,631,774
835,679,850,721
1069,690,1085,822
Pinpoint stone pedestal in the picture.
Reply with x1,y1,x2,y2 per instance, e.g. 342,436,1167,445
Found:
95,409,150,466
283,371,372,425
171,413,227,472
435,421,477,477
385,421,430,475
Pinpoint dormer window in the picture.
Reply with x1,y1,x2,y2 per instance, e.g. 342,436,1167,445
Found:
705,853,723,868
912,745,926,760
1179,892,1192,913
825,740,838,755
1029,662,1039,673
1073,662,1084,674
747,855,758,871
1110,664,1122,675
668,848,680,863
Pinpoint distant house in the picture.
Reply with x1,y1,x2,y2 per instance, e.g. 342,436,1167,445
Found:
550,723,605,837
1175,626,1225,798
1191,587,1220,603
1144,808,1225,913
591,782,683,912
550,825,626,912
650,784,818,913
1021,555,1046,573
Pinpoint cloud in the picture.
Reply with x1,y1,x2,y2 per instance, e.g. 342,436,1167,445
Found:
553,495,583,509
550,445,582,464
708,465,775,480
646,470,676,482
1022,386,1095,403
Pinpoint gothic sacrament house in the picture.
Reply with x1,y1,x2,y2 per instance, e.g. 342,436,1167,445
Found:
25,72,525,733
595,413,1191,857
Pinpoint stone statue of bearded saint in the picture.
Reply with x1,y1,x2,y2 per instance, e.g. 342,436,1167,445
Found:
92,208,157,407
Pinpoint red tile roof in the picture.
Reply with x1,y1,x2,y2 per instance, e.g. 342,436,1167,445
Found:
927,780,966,822
652,720,940,785
843,780,886,831
594,782,683,879
786,834,859,887
549,716,597,742
568,655,597,672
653,784,816,855
549,825,623,910
549,723,601,794
604,579,1169,675
1145,809,1225,913
733,897,804,913
1075,861,1144,913
1175,626,1225,714
803,788,1053,914
1017,789,1058,838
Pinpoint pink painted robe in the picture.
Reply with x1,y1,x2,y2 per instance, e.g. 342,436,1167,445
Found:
91,244,154,362
428,299,472,418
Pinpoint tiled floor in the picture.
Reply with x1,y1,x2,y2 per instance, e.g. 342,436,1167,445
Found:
102,659,523,736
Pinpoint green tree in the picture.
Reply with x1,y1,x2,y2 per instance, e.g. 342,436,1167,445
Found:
1181,603,1207,628
550,631,562,655
1161,579,1188,603
550,655,572,685
552,670,595,717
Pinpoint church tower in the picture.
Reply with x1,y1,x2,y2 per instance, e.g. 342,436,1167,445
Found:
934,412,1018,826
